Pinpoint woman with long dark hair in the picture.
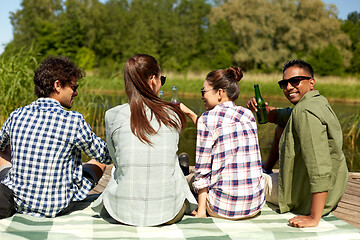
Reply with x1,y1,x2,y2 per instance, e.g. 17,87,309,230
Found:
181,67,265,220
92,54,197,226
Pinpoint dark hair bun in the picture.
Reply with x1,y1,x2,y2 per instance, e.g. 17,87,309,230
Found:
227,67,243,82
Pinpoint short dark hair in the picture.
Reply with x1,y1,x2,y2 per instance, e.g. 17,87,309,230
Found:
283,59,314,78
34,56,85,97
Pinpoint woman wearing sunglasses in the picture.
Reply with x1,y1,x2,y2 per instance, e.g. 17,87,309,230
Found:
92,54,197,226
180,67,265,220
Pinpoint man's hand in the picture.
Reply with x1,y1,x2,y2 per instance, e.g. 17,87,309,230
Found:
289,191,328,228
246,97,269,112
246,97,259,112
288,215,319,228
246,97,278,123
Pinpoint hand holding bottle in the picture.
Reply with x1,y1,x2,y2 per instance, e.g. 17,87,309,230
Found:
253,84,268,124
247,91,277,124
246,97,268,112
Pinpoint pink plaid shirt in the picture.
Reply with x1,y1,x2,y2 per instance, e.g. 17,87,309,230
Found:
193,101,265,218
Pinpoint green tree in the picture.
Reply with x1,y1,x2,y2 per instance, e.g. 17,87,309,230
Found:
169,0,212,71
54,0,86,61
97,0,129,62
208,0,351,71
99,0,212,72
307,44,344,76
205,19,237,69
76,47,96,70
341,11,360,73
8,0,63,58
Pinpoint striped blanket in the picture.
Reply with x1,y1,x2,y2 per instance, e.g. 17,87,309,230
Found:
0,195,359,240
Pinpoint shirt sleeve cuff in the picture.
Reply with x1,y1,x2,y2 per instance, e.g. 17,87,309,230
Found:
192,177,210,193
310,175,332,193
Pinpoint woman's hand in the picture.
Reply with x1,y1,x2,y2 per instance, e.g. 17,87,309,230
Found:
191,208,207,218
180,103,198,125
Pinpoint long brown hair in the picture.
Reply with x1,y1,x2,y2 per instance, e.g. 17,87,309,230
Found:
205,67,243,101
124,54,187,145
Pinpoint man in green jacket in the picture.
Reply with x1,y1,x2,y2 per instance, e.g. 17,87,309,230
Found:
247,59,348,228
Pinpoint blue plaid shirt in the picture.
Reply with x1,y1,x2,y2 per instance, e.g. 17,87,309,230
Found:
0,98,111,217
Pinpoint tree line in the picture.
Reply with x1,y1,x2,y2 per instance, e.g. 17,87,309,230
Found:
2,0,360,76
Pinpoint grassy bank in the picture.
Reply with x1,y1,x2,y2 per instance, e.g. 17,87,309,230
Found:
83,72,360,103
0,50,37,124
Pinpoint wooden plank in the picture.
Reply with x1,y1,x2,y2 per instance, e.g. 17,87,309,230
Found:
333,172,360,229
332,211,360,228
336,201,360,213
89,164,113,195
349,172,360,179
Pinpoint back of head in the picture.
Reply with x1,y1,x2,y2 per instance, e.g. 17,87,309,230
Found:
34,56,84,98
283,59,314,78
206,67,243,101
124,54,186,145
124,54,160,101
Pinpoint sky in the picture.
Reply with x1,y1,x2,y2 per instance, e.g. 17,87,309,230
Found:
0,0,359,54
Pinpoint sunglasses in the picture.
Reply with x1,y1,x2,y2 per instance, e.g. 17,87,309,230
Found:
278,76,312,89
200,87,213,97
161,75,166,86
70,84,79,92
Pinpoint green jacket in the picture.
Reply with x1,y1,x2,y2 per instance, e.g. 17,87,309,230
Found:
275,90,348,215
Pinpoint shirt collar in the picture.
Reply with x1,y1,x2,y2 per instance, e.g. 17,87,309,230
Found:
215,101,236,109
35,97,64,109
297,90,320,105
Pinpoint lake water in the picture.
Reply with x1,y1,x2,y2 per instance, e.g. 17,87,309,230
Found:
99,94,360,172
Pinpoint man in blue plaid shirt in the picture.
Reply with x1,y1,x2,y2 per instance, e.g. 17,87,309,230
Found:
0,56,111,219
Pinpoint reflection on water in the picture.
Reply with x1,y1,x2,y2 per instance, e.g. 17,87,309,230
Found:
100,94,360,171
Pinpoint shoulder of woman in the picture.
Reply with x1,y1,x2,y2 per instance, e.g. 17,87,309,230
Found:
105,103,130,119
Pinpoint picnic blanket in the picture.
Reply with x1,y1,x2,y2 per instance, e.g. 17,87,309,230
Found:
0,194,359,240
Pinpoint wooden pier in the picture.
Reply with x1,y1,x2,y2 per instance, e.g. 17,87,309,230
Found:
332,172,360,228
90,165,360,229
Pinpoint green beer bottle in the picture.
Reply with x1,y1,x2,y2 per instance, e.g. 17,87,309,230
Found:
254,84,268,124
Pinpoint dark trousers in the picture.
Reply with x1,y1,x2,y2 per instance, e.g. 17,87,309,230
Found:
0,167,16,219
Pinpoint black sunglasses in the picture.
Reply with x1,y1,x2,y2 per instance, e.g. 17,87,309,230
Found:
70,84,79,92
161,75,166,86
278,76,312,89
200,87,214,97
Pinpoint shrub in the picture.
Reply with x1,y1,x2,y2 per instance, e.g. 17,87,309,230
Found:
0,49,37,124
